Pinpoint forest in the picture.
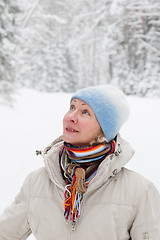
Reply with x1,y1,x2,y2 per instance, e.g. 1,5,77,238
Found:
0,0,160,103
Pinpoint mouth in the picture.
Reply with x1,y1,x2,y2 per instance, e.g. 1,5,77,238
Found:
66,127,79,133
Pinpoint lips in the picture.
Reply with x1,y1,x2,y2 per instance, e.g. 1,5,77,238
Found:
66,127,79,133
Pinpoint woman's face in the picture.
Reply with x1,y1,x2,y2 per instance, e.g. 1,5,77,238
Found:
63,98,101,146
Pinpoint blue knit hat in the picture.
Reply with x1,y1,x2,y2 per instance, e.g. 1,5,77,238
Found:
71,84,130,142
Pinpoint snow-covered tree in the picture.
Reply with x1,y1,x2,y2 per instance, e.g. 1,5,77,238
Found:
15,0,77,93
119,0,160,96
15,0,160,97
0,0,20,101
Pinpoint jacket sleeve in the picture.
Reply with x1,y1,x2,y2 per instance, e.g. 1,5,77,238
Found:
0,173,33,239
130,182,160,240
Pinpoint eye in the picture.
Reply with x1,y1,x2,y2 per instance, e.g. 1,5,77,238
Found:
70,105,75,111
83,109,90,115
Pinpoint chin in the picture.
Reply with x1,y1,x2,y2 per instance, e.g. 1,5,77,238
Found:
62,134,73,144
62,136,79,146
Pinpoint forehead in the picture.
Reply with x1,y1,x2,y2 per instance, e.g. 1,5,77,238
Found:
71,98,88,106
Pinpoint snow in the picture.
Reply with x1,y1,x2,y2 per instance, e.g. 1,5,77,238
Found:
0,89,160,239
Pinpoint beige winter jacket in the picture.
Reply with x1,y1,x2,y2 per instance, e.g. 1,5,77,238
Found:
0,134,160,240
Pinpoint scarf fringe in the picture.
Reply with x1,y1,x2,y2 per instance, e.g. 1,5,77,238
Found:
64,168,87,222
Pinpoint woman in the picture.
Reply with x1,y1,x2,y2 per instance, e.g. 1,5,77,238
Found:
0,84,160,239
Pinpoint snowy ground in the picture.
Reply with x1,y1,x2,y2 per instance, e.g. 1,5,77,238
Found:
0,88,160,239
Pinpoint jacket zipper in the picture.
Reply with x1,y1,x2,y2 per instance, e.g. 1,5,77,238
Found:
71,221,76,231
70,221,76,240
144,232,149,240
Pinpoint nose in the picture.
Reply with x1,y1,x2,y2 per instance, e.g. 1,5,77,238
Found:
67,111,78,123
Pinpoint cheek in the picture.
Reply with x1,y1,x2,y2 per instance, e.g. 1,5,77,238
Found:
79,119,90,129
89,120,101,134
81,119,100,132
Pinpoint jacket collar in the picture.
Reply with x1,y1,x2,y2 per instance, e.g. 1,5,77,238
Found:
87,134,135,192
42,134,135,192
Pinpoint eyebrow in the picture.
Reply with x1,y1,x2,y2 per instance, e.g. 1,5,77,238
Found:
72,99,87,106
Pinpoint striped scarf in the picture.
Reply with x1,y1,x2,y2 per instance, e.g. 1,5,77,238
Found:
59,140,115,224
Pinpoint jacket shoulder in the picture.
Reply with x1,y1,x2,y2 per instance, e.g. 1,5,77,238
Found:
26,167,48,182
120,167,159,202
122,167,153,187
24,167,51,196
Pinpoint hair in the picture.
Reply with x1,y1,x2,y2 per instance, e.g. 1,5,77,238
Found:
89,130,107,146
